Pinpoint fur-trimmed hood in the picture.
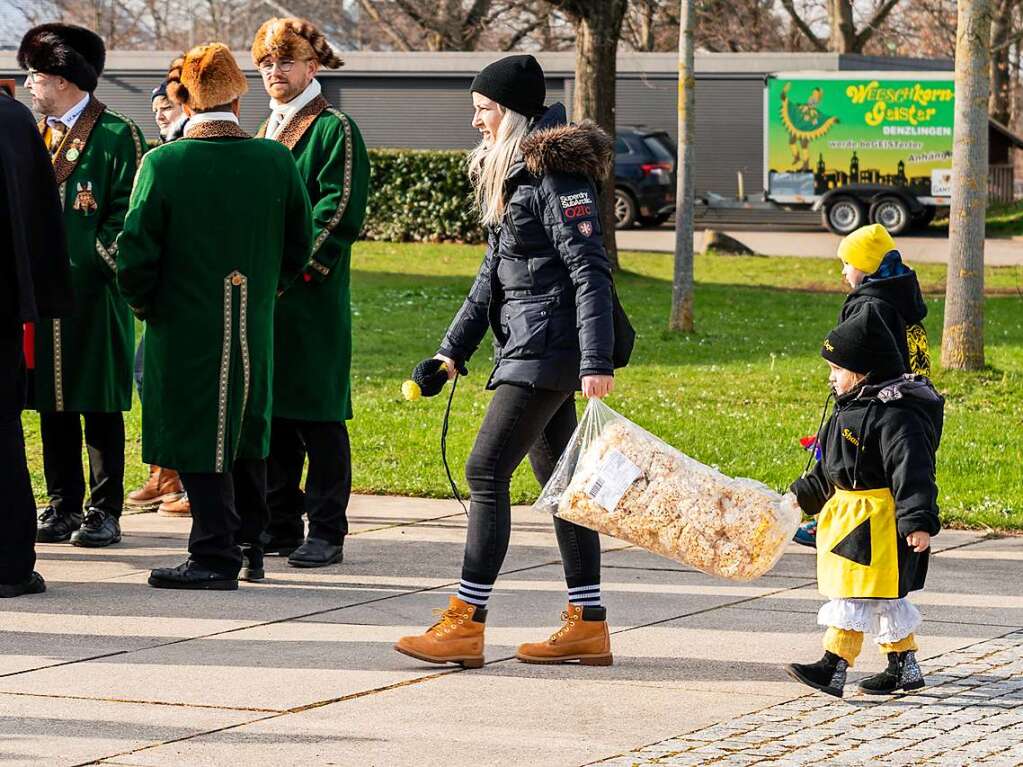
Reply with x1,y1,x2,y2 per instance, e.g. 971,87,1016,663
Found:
520,103,614,181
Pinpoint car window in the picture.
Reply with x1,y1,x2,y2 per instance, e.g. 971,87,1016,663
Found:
614,137,631,154
643,134,675,163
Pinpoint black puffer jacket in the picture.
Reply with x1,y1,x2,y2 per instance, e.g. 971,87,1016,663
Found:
840,269,929,375
791,375,944,595
438,103,615,392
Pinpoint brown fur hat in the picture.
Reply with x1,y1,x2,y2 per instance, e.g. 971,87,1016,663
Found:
251,18,343,69
165,43,248,111
18,24,105,92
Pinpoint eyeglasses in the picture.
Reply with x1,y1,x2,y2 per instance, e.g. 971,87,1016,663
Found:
258,59,297,75
25,69,47,83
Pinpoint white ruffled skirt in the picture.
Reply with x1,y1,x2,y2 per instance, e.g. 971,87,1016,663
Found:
817,597,921,644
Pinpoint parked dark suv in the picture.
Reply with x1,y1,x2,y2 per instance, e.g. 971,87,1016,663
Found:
614,128,677,229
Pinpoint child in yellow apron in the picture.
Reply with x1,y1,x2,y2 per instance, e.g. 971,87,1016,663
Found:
785,304,943,697
794,223,930,549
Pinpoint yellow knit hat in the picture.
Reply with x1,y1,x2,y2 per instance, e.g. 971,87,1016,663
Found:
837,223,896,275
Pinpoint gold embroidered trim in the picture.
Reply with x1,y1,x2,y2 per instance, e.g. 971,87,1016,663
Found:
215,275,234,472
186,121,250,140
53,319,64,412
96,239,117,272
106,108,144,167
215,271,251,472
274,96,328,150
308,260,329,276
49,99,106,185
310,107,354,261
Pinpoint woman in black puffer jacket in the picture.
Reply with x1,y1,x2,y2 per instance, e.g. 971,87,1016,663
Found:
395,55,618,669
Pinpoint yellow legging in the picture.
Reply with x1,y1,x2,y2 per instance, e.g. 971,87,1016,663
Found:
823,628,918,666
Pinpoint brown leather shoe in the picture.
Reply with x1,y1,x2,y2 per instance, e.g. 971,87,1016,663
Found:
394,595,486,668
516,604,613,665
157,495,191,518
126,465,184,511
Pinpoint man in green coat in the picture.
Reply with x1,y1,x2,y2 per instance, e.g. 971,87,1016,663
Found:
19,24,145,548
117,43,312,590
252,18,370,568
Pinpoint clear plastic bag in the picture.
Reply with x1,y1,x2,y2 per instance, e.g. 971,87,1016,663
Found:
534,399,801,581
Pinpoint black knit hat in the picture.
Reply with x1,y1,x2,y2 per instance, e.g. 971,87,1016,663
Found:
18,24,105,93
470,54,546,118
152,81,169,101
821,305,906,378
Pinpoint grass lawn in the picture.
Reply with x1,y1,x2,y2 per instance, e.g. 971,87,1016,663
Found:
933,199,1023,238
21,244,1023,532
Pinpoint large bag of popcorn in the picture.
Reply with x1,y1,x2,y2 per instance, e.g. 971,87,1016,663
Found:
534,399,801,581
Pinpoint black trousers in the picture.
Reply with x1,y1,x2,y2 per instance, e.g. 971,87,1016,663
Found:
40,410,124,518
0,320,37,585
461,384,601,589
267,418,351,545
180,459,268,576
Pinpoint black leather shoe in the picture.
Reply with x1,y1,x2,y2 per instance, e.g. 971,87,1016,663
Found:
70,509,122,548
859,651,925,694
288,537,343,568
0,572,47,598
148,560,238,590
241,547,265,582
36,507,83,543
264,537,301,557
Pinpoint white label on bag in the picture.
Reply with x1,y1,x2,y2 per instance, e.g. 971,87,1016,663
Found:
586,449,642,511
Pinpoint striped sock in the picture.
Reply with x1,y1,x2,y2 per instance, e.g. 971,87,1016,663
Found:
456,579,493,608
568,583,602,607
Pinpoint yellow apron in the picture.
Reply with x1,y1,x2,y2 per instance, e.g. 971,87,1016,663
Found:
817,488,899,599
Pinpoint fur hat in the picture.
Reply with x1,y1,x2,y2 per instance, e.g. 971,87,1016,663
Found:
165,43,248,111
17,24,105,92
251,18,343,69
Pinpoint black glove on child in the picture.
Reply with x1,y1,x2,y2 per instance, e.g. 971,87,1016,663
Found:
402,358,467,400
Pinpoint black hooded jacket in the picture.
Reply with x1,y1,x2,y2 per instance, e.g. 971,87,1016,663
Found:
438,103,615,392
840,270,928,375
792,375,944,595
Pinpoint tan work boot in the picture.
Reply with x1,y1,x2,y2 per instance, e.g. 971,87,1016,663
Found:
394,595,486,668
516,604,613,665
125,465,184,510
157,495,191,518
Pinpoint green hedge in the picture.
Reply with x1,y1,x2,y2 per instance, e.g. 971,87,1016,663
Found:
364,148,483,243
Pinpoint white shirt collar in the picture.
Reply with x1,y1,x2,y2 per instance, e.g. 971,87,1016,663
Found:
47,93,90,130
266,79,321,140
184,111,239,136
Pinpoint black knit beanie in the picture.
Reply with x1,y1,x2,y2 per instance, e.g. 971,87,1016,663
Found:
821,305,906,378
470,54,546,118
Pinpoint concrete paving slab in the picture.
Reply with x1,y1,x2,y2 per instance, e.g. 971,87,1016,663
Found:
0,692,261,767
99,673,793,767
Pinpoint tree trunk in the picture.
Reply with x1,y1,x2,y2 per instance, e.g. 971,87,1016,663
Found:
943,0,992,371
988,0,1012,123
829,0,857,52
669,0,695,332
568,0,628,271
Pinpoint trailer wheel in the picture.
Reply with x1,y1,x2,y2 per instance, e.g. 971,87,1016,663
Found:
823,197,865,235
869,197,911,235
614,188,638,229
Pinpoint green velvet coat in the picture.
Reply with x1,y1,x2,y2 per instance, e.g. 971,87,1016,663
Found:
259,96,370,422
116,120,312,473
32,99,144,413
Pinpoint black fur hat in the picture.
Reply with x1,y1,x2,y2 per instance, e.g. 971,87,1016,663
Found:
18,24,106,93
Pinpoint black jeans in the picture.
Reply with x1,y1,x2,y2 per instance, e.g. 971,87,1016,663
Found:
180,459,268,576
40,410,125,517
0,320,37,584
267,418,351,545
461,384,601,589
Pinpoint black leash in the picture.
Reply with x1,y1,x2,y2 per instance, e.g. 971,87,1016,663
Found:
440,373,468,516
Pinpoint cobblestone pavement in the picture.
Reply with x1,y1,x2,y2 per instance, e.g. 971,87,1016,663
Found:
593,630,1023,767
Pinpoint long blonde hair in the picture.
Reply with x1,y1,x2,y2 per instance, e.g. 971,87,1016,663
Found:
468,106,531,228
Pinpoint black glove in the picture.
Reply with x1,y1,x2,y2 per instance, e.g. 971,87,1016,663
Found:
402,358,466,400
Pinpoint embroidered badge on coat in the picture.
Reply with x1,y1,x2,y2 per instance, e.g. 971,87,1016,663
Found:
559,190,595,222
72,182,98,216
578,221,594,237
